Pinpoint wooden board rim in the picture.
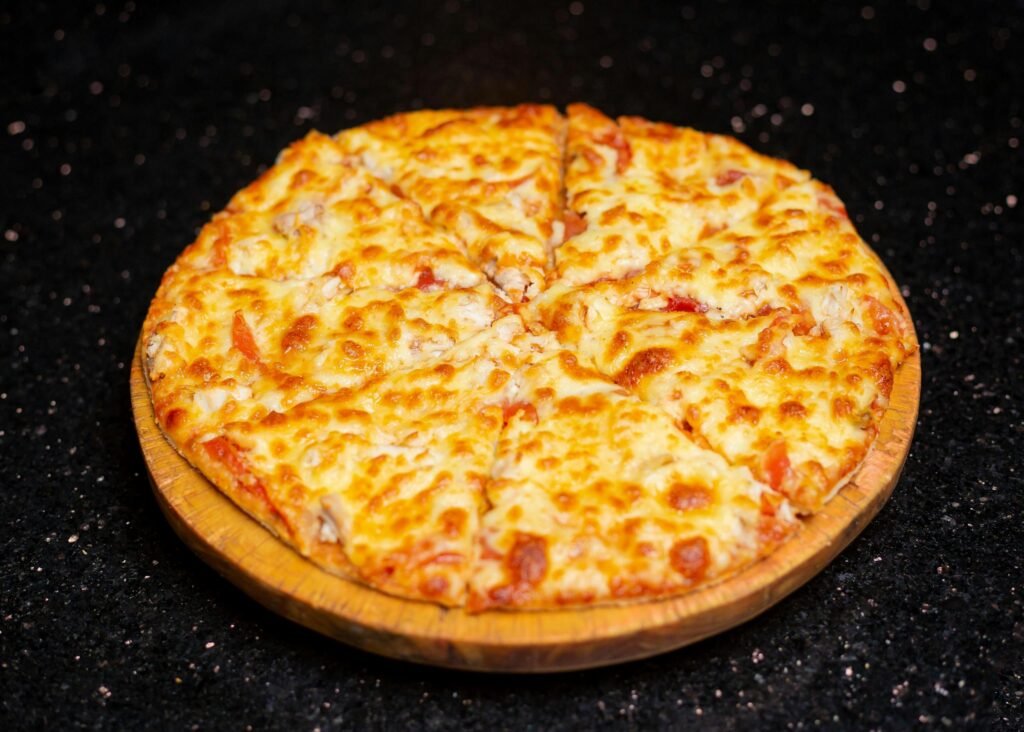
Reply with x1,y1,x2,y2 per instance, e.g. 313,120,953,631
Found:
131,325,919,673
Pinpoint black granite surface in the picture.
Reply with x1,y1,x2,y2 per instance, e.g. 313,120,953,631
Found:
2,0,1022,728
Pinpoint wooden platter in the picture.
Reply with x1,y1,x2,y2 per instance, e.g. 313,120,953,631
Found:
130,329,919,673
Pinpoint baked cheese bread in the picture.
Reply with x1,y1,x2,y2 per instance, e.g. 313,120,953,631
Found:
142,105,916,611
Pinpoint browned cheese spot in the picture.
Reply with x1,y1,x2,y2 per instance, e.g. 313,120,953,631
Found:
419,575,449,598
439,508,468,539
832,396,855,419
669,537,710,583
615,348,675,389
187,358,216,381
282,314,318,353
506,533,548,586
779,400,808,419
730,404,762,424
667,483,712,512
341,340,364,359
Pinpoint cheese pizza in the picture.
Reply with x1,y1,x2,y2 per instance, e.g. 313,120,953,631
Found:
142,104,915,611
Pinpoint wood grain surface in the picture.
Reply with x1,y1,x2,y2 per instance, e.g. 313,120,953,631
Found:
131,324,920,673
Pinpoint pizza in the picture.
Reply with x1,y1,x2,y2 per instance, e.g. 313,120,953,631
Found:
142,103,915,611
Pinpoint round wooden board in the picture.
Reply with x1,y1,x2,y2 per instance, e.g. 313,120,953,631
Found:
131,334,919,673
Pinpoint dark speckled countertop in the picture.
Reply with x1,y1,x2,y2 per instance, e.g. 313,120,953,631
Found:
2,0,1022,728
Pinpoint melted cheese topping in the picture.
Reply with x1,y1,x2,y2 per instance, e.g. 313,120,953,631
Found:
143,105,916,610
336,105,565,300
211,320,526,606
470,347,794,610
541,176,913,345
535,295,898,512
556,104,811,286
145,269,507,448
180,133,483,290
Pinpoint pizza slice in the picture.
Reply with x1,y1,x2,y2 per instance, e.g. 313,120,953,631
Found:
545,177,914,355
536,293,904,513
177,132,483,290
556,103,810,287
191,316,528,606
144,268,507,449
468,346,795,611
336,105,565,300
225,130,350,213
